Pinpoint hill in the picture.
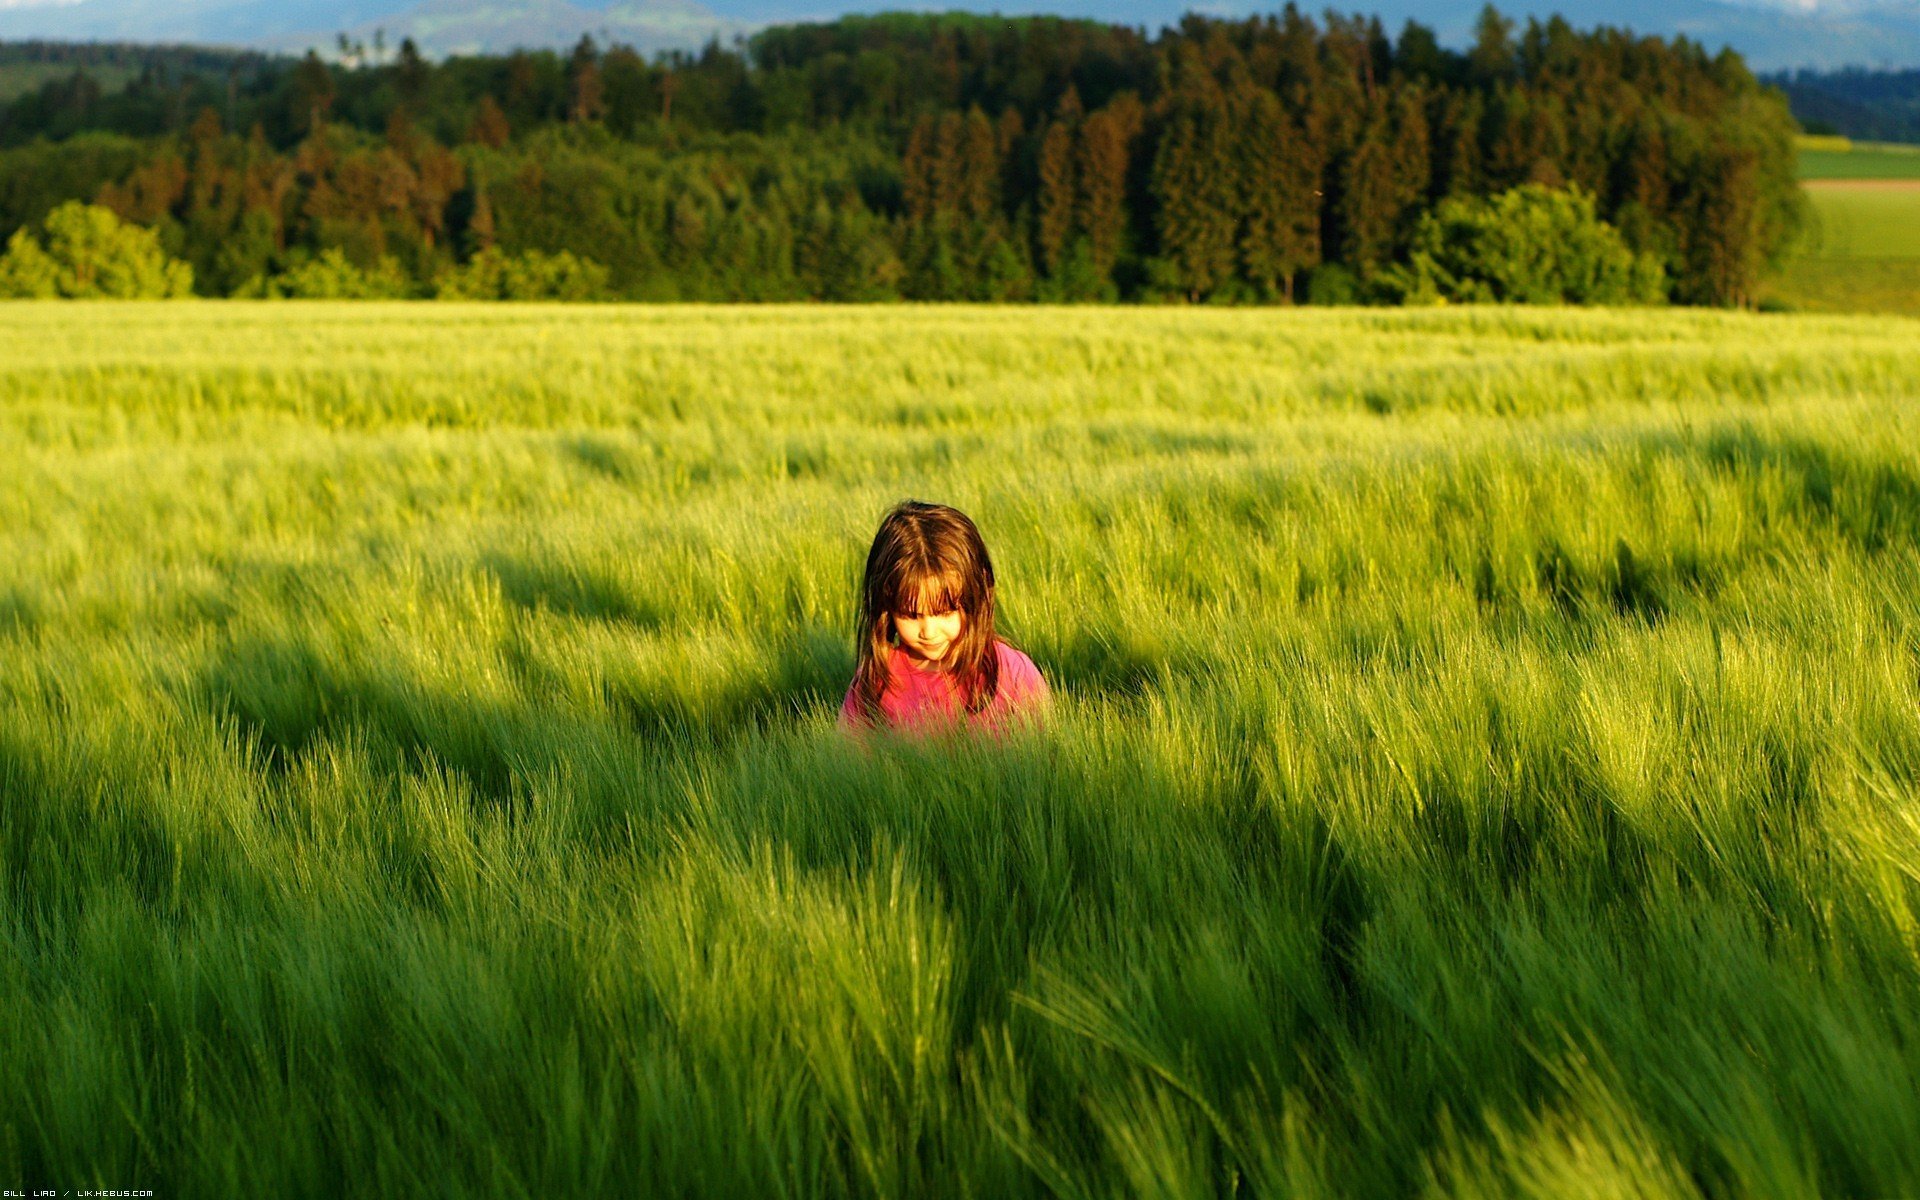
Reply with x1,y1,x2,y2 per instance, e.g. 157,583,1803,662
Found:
0,0,739,58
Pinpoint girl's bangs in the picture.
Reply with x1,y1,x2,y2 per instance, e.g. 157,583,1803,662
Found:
893,569,965,615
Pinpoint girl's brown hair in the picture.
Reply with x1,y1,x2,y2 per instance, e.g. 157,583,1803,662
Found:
851,501,1000,722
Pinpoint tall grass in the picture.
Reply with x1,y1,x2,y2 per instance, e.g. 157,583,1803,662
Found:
3,302,1919,1196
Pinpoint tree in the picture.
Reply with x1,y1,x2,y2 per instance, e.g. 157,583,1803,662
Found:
568,37,606,125
268,247,410,298
289,51,335,137
468,96,511,149
1468,5,1517,86
1033,89,1080,274
1381,184,1664,305
1679,137,1761,306
434,247,609,300
395,38,430,118
1076,92,1142,282
1149,81,1238,300
1335,92,1399,274
0,201,193,297
1233,85,1319,300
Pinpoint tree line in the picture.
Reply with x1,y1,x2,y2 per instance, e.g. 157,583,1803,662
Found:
0,9,1805,304
1768,67,1920,145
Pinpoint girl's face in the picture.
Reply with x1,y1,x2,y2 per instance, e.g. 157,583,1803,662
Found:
892,602,965,668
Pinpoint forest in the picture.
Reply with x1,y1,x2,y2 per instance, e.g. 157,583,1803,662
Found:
0,8,1804,304
1770,66,1920,144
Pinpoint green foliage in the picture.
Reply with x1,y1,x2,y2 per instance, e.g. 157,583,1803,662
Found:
1305,263,1360,305
265,248,413,299
1383,185,1667,305
5,304,1920,1194
434,247,611,301
0,132,147,243
0,13,1807,306
0,200,191,297
0,227,58,296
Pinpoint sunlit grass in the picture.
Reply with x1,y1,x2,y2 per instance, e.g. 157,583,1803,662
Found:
4,302,1920,1196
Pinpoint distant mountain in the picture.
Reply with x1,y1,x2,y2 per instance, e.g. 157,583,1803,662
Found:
1,0,1916,67
0,0,402,46
307,0,743,59
1352,0,1920,70
0,0,742,57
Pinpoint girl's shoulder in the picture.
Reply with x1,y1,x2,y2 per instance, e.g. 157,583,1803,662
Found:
993,640,1047,692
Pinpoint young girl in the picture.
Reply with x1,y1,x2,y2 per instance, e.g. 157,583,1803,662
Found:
838,500,1049,733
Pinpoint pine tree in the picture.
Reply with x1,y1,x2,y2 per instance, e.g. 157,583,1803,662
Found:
1034,89,1080,275
902,115,938,224
1334,91,1397,274
959,106,1000,222
468,96,511,149
1682,137,1760,305
1435,89,1483,198
1149,82,1237,300
568,37,606,125
396,38,430,119
1468,6,1517,86
290,51,335,137
1076,92,1142,282
1232,86,1318,301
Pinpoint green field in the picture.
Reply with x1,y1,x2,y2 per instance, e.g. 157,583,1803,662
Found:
1797,140,1920,181
6,303,1920,1196
1767,176,1920,314
1803,182,1920,259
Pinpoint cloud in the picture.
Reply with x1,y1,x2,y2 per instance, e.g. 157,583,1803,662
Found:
1721,0,1919,11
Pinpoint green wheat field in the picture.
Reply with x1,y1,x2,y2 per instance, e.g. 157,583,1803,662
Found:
5,302,1920,1197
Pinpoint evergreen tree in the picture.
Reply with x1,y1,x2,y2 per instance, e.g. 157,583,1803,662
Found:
1148,78,1237,300
289,52,334,137
1034,88,1080,275
467,96,511,149
1076,92,1141,283
568,37,606,126
1232,85,1318,301
1335,91,1397,275
395,39,430,119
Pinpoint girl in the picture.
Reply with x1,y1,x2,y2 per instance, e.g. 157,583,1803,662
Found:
839,500,1049,732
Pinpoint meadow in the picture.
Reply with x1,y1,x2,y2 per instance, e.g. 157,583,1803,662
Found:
3,302,1920,1197
1766,165,1920,321
1766,137,1920,316
1794,138,1920,182
1800,181,1920,260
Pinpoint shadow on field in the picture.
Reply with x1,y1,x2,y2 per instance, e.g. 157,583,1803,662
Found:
0,588,38,637
1466,428,1920,628
593,630,851,742
1647,425,1920,554
191,626,854,808
1031,629,1176,701
193,635,532,808
481,552,668,631
0,724,167,915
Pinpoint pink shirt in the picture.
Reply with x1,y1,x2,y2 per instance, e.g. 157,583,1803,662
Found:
839,641,1049,732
